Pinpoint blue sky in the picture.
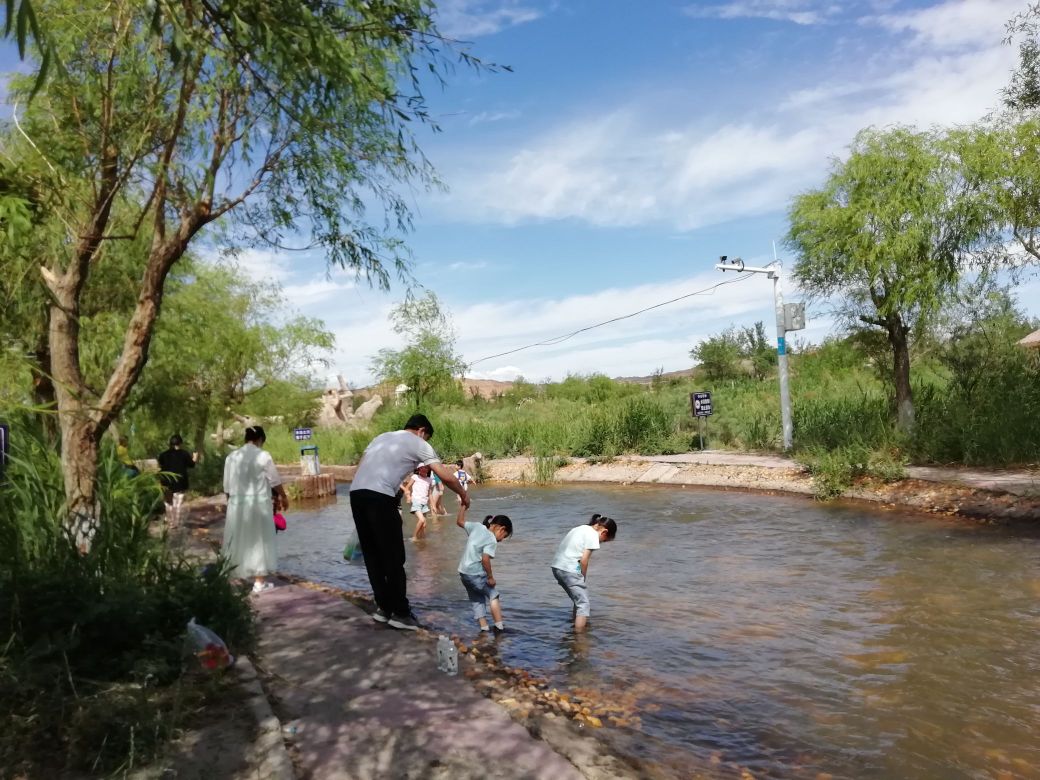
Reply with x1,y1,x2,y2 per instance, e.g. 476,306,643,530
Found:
6,0,1039,385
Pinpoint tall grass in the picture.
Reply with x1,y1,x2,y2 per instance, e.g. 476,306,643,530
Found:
0,415,254,775
257,342,1039,472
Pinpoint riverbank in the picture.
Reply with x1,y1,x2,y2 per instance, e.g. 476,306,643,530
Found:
167,458,1039,779
480,453,1040,522
168,496,645,780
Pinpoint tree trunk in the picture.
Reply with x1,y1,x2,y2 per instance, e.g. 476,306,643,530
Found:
887,318,915,435
194,402,210,460
60,416,101,550
31,341,59,444
48,289,101,550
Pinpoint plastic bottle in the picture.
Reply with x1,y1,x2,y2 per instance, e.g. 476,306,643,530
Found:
436,634,458,676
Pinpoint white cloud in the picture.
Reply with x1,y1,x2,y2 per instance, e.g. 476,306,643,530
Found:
468,109,522,126
282,278,356,306
866,0,1023,50
436,0,542,38
468,365,525,381
447,260,489,271
441,111,833,230
323,268,822,384
207,247,294,284
435,0,1016,231
683,0,835,25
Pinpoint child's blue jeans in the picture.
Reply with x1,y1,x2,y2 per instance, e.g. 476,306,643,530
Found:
459,572,499,622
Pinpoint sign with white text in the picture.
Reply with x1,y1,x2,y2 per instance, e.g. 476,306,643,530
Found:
691,391,713,417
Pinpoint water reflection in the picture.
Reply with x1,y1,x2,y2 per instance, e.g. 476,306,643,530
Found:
278,484,1040,779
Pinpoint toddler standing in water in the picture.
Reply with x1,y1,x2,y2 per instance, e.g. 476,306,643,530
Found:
402,465,433,540
456,505,513,632
551,513,618,632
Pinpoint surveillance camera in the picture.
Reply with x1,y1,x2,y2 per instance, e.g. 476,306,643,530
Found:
720,255,727,263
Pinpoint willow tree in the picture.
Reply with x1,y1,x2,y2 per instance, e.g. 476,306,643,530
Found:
786,127,991,434
371,291,466,408
5,0,480,543
955,118,1040,266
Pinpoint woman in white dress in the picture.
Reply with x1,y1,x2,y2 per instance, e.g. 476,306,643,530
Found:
222,426,288,593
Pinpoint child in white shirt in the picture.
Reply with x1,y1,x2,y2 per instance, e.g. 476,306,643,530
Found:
402,465,433,540
550,513,618,632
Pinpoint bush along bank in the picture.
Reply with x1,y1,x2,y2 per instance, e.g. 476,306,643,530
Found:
261,334,1039,498
0,422,254,776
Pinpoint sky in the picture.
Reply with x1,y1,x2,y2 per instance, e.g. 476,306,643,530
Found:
6,0,1040,386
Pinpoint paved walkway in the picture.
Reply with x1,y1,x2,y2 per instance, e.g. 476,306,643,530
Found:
251,584,585,780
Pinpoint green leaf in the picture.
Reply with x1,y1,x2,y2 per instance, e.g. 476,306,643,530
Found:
15,0,29,58
28,44,48,99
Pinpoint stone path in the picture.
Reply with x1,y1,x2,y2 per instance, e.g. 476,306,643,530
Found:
251,584,585,780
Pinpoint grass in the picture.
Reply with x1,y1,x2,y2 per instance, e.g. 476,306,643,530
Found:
0,417,255,776
237,335,1040,502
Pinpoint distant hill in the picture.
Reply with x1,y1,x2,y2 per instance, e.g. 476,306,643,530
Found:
614,368,697,385
354,371,697,401
461,378,515,398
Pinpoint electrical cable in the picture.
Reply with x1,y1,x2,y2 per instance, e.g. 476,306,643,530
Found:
468,272,756,366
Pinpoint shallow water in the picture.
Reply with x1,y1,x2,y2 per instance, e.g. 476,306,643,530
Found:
277,483,1040,779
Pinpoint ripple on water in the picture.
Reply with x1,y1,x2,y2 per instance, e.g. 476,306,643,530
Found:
278,483,1040,780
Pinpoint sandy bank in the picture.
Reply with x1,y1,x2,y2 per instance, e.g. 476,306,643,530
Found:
481,455,1040,523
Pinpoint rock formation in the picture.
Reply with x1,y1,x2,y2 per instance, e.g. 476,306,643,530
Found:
316,375,383,428
317,375,355,428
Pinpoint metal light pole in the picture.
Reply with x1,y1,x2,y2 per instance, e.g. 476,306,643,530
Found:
715,256,795,451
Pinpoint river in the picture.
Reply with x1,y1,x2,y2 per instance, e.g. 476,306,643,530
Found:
277,482,1040,779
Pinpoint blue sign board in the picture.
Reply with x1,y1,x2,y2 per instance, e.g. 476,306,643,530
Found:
293,427,312,441
691,391,713,417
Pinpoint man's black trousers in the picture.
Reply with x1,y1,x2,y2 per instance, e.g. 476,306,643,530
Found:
349,489,409,617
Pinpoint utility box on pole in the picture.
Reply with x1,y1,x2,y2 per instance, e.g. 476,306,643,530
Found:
784,302,806,332
714,255,800,451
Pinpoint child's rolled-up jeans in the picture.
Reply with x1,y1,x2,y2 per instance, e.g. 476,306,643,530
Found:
552,567,591,617
459,572,499,621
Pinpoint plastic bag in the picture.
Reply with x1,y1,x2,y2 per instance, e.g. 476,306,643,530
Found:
186,617,234,671
342,529,363,563
273,512,287,532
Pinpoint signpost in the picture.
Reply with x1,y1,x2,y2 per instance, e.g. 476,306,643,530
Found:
0,423,8,480
715,255,806,450
293,427,312,442
690,391,712,450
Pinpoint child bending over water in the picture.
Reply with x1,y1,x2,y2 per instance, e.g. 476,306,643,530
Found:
551,513,617,632
456,505,513,632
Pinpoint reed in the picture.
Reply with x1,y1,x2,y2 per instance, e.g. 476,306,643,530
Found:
0,416,254,775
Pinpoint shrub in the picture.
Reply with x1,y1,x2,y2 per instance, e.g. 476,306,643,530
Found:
799,443,872,500
0,418,254,775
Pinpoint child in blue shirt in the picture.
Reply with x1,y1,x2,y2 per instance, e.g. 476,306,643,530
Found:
456,505,513,632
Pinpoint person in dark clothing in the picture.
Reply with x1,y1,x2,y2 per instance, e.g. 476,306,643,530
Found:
158,434,197,525
349,414,470,630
